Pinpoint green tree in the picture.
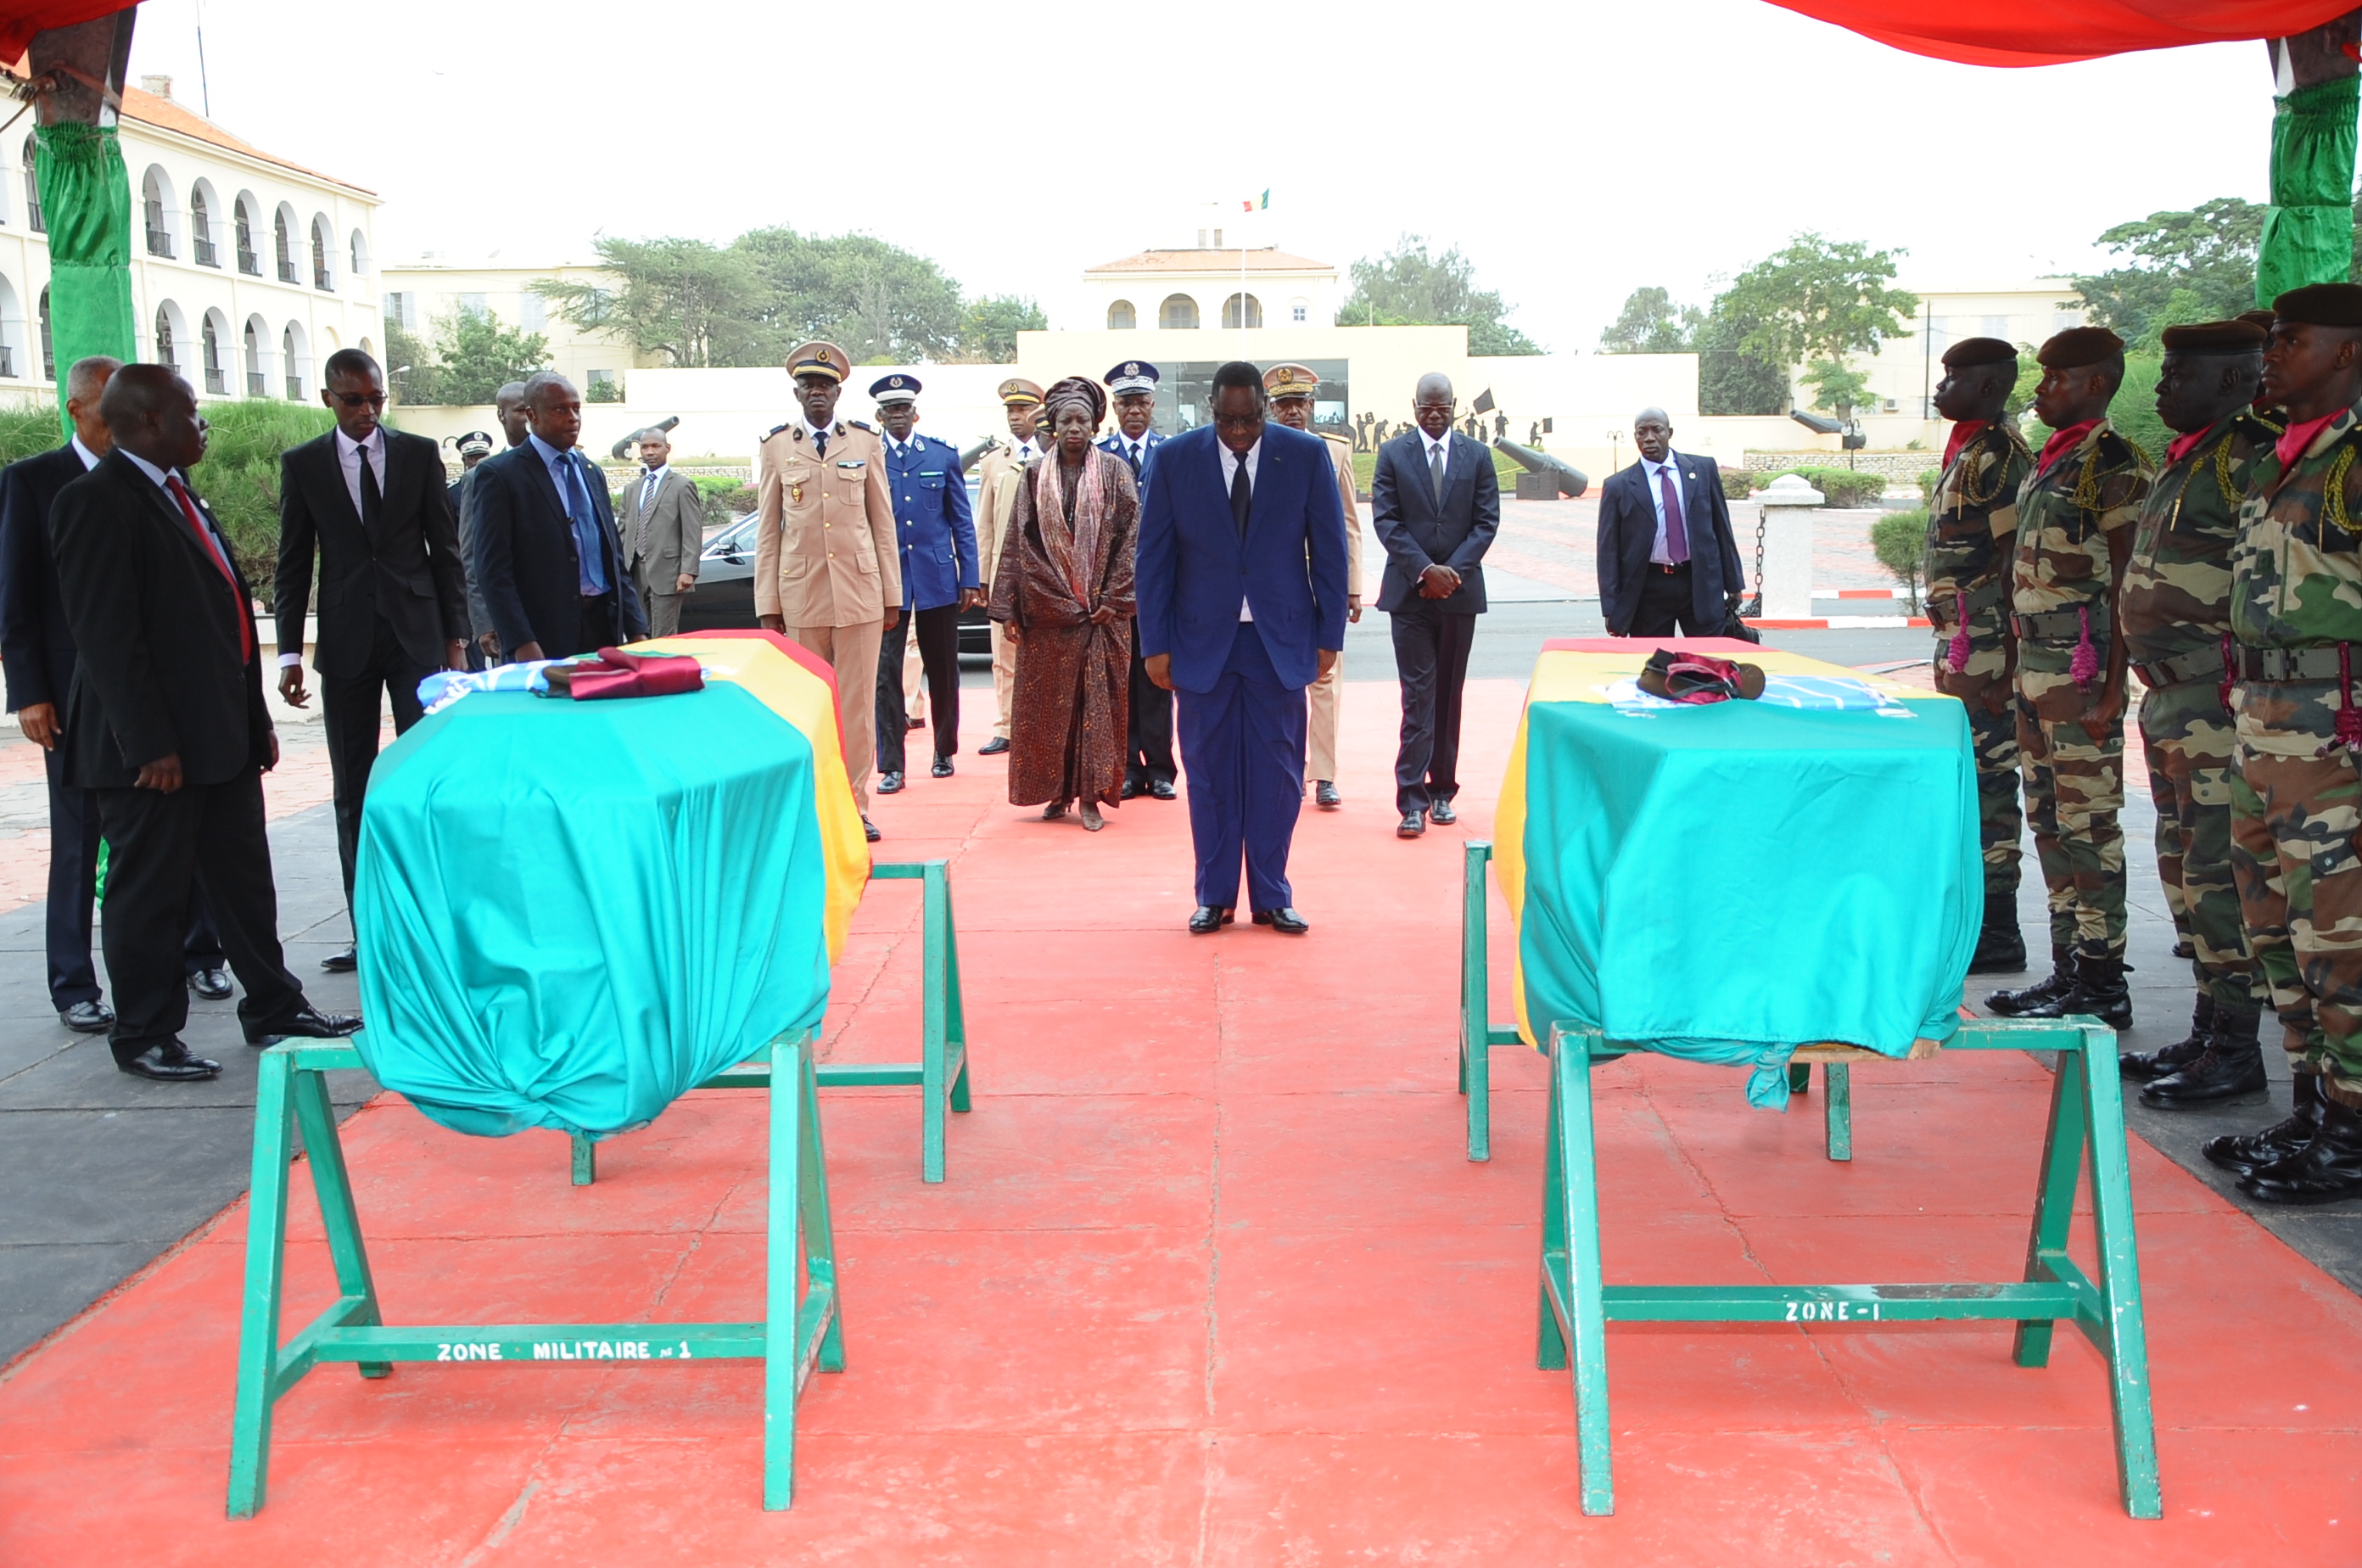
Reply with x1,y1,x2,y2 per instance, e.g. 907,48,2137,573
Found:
2071,198,2264,342
958,294,1046,362
1696,306,1788,415
1598,286,1700,352
192,399,339,599
536,236,767,368
431,308,551,405
1870,509,1928,612
1715,232,1918,373
1800,358,1877,416
382,319,446,406
732,227,966,363
1338,235,1541,355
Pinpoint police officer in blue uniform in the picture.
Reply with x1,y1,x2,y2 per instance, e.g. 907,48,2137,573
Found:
1100,360,1175,799
871,373,980,792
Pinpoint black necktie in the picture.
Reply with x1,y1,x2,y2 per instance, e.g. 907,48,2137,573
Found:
1229,455,1251,540
358,444,382,534
814,427,828,458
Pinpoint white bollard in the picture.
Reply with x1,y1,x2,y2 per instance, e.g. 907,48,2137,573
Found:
1754,473,1823,620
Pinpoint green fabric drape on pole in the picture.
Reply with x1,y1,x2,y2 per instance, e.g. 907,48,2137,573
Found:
2258,75,2360,305
32,120,136,434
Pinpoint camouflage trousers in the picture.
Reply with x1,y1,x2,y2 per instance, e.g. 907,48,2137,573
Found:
2229,679,2362,1106
2018,703,2127,960
2138,680,2263,1008
1932,651,2021,900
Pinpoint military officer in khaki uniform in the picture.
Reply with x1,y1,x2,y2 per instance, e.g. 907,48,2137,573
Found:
754,340,900,839
973,378,1047,755
1265,363,1363,807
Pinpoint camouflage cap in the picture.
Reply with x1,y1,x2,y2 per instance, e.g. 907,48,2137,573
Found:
1940,337,2017,369
2036,326,2124,368
2159,320,2267,354
2272,283,2362,327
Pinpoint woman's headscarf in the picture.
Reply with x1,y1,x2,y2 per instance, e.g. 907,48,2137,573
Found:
1033,376,1113,603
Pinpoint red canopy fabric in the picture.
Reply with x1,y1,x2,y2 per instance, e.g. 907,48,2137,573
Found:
1770,0,2357,65
0,1,136,64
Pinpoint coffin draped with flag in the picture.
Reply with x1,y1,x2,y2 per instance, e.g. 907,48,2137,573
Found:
1492,640,1979,1106
351,631,870,1140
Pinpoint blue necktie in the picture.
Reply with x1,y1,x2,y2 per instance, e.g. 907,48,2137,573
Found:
562,452,608,595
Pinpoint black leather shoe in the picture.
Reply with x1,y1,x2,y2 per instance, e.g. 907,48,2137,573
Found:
1397,810,1426,839
2141,1011,2268,1109
59,1000,113,1033
1314,781,1341,809
877,771,905,794
1188,905,1234,934
1967,907,2028,975
1430,799,1458,826
2008,952,2133,1030
119,1041,221,1081
2206,1073,2326,1176
863,816,882,843
1253,907,1311,934
979,736,1010,755
188,964,232,1001
2170,938,2195,959
1148,779,1177,800
1984,949,2072,1016
1121,779,1140,799
321,945,358,974
245,1004,363,1047
2123,994,2212,1081
2240,1096,2362,1205
932,755,954,778
907,715,926,731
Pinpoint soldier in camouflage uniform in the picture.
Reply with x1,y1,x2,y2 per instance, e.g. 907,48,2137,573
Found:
2214,283,2362,1205
1986,327,2151,1028
2114,319,2277,1107
1925,337,2034,973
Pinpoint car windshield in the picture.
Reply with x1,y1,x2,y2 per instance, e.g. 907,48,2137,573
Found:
702,512,757,557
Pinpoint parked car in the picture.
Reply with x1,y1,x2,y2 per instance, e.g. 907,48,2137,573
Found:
680,480,990,664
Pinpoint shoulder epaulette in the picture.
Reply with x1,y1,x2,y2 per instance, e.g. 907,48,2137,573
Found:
848,420,875,434
764,422,792,440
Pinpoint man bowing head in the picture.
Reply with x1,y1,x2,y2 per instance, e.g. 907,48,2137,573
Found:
1137,361,1349,935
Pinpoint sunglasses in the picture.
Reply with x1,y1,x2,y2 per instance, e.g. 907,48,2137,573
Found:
333,390,388,408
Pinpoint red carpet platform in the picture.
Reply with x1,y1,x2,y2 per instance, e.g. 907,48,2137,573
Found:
3,679,2359,1564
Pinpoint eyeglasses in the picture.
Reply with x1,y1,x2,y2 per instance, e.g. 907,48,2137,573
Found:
333,391,388,408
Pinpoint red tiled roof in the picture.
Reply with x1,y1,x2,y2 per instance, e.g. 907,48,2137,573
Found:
3,60,372,196
1086,249,1332,274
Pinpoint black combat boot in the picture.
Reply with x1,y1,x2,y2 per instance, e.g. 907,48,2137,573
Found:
2121,994,2212,1082
2204,1072,2326,1177
2239,1095,2362,1205
2009,952,2133,1029
1967,895,2028,976
2141,1003,2267,1108
1986,946,2074,1016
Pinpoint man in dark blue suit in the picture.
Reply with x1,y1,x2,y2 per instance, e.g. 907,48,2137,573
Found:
1595,406,1745,639
0,355,228,1033
1138,361,1349,935
870,373,978,792
1372,372,1501,838
469,371,646,662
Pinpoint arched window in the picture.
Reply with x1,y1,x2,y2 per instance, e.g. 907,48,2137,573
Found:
349,227,369,281
0,276,22,378
358,334,374,361
200,311,227,395
154,303,177,371
282,322,309,400
141,166,174,257
273,207,296,284
1221,293,1262,330
22,140,42,233
233,193,260,274
310,214,333,291
243,316,266,396
1107,300,1137,331
189,183,218,266
1159,294,1199,331
38,286,53,380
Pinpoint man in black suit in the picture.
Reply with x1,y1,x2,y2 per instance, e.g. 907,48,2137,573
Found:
48,366,359,1081
275,348,471,972
1372,373,1501,840
1595,407,1745,639
0,355,233,1033
468,371,646,661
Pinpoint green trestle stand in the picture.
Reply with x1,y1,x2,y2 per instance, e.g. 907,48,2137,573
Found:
569,859,969,1187
227,1028,843,1516
1459,843,2162,1520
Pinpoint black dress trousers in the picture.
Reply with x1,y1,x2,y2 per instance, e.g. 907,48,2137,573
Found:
320,614,430,907
1387,602,1478,816
1126,621,1176,787
876,603,961,776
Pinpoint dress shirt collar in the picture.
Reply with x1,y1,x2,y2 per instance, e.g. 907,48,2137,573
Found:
70,434,102,471
1421,427,1451,456
335,425,385,462
805,418,836,443
527,431,576,471
118,446,174,490
640,462,670,487
1218,436,1262,483
1641,449,1678,479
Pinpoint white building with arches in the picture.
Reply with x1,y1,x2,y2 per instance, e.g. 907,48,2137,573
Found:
0,70,381,405
1067,247,1342,335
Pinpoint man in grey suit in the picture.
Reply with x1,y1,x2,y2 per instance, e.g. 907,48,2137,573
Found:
620,428,702,636
1372,372,1501,839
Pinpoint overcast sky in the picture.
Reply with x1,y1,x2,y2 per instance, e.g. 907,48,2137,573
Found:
125,0,2275,352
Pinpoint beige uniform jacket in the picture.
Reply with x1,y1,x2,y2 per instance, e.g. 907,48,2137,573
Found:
623,468,706,585
972,439,1041,590
754,418,901,627
1321,432,1364,599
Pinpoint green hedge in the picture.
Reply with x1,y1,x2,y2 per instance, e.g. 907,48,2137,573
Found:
1871,508,1928,611
0,402,60,466
1778,466,1887,508
197,400,339,603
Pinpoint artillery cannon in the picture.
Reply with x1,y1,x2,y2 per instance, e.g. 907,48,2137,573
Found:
608,415,682,462
1495,438,1588,499
959,439,996,473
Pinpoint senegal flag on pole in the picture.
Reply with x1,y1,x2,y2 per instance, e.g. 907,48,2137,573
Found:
1242,188,1268,211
